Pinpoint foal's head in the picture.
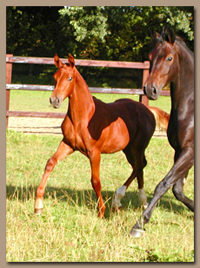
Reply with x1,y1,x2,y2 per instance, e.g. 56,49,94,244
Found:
144,28,180,100
50,54,75,108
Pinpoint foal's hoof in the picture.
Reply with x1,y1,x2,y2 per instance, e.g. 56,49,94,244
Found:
111,205,121,212
34,208,43,215
130,228,145,238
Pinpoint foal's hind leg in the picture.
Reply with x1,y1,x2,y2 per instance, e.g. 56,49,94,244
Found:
112,170,136,210
136,167,148,209
34,140,74,214
112,147,148,210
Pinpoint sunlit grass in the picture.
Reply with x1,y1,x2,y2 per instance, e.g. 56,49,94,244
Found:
9,90,171,115
6,130,194,262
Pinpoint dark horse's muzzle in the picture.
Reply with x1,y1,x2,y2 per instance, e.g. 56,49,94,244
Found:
143,85,158,100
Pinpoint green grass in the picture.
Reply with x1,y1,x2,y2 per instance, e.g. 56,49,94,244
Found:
9,89,171,115
6,89,193,262
6,130,194,262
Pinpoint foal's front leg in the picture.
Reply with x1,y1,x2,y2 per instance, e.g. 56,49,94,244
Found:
88,150,105,218
34,140,74,214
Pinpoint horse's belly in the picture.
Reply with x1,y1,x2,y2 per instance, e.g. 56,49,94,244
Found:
100,119,130,153
62,115,130,154
101,138,129,153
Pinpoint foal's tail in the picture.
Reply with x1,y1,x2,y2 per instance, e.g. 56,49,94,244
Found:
148,106,170,132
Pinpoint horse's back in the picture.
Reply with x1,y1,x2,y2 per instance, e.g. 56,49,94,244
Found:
113,98,155,125
107,98,155,140
88,97,155,153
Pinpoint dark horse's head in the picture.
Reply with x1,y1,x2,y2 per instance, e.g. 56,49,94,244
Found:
143,27,179,100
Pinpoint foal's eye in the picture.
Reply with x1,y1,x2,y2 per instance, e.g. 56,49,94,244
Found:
68,77,73,81
167,56,173,61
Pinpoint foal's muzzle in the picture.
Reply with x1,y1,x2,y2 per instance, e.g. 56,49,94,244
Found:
49,97,61,108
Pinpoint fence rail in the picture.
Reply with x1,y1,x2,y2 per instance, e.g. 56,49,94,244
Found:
6,54,169,127
6,83,144,95
6,55,150,69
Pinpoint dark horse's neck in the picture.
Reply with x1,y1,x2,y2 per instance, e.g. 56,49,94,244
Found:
170,40,194,111
67,68,95,125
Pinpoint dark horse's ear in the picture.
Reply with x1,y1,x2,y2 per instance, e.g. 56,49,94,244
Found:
161,27,176,44
54,54,64,68
68,54,75,67
151,31,162,47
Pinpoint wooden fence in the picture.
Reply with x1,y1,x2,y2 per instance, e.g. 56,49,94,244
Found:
6,54,170,127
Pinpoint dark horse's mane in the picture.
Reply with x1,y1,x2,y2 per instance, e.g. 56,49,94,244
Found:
152,28,193,56
175,36,194,56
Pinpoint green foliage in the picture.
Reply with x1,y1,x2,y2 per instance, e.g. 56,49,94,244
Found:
59,6,108,42
6,6,70,57
6,6,194,90
7,6,194,60
57,6,194,61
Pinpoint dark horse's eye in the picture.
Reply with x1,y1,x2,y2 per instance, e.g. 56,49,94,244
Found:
68,77,72,81
167,56,173,61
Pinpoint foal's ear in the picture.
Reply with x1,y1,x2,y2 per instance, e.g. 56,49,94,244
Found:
161,27,176,44
68,54,75,67
54,54,64,68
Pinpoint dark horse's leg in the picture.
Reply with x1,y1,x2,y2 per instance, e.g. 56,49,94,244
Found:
130,146,194,237
172,177,194,211
172,152,193,211
34,140,74,214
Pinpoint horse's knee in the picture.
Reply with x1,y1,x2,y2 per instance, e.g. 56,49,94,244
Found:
45,157,57,172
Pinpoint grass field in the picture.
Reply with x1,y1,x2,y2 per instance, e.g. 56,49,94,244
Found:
9,89,171,114
6,91,194,262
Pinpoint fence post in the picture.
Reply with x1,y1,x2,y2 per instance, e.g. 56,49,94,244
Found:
6,54,13,127
139,61,149,106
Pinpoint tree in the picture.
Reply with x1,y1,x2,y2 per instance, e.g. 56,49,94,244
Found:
6,6,194,88
6,6,66,57
58,6,194,61
7,6,194,60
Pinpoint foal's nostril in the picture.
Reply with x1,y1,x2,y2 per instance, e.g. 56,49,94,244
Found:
55,98,60,105
49,97,60,107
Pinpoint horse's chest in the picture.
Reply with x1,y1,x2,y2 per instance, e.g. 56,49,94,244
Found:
61,117,86,152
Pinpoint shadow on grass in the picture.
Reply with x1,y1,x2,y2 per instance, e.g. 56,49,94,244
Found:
6,184,193,219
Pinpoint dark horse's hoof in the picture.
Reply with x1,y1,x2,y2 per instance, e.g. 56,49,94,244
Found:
34,208,43,215
130,228,145,238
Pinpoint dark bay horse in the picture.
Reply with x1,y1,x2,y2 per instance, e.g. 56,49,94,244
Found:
34,54,155,218
130,28,194,237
